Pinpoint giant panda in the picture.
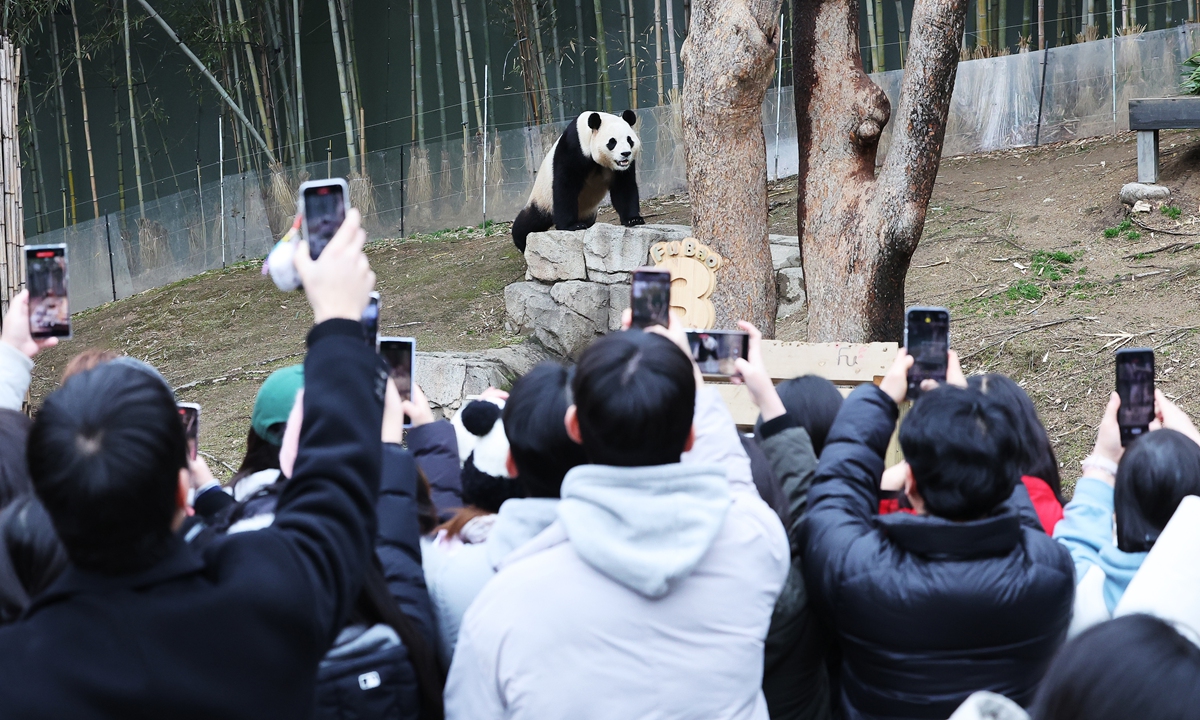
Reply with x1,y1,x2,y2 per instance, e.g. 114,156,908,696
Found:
511,109,645,252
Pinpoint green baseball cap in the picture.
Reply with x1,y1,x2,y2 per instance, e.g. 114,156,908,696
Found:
251,364,304,446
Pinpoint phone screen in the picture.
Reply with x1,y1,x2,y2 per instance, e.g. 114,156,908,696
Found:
361,293,381,348
301,182,347,259
631,268,672,329
380,338,416,427
685,330,749,377
177,403,200,461
905,307,950,399
1116,348,1155,446
26,244,71,339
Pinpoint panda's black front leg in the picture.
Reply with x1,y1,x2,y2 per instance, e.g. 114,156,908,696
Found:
552,168,589,231
609,161,645,227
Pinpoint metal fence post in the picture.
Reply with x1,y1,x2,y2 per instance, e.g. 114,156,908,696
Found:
104,214,117,301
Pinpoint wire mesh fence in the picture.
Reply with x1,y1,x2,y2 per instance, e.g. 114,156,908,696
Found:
27,26,1200,313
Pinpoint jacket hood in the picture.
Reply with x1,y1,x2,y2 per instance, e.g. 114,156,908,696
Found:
486,498,560,570
557,462,731,599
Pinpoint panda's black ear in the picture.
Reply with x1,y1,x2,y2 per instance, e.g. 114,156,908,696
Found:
622,109,637,127
587,112,603,130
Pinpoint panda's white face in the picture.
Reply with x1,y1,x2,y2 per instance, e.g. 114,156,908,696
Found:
579,111,641,171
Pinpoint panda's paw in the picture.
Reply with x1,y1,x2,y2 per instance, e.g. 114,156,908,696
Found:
565,222,591,231
623,216,646,227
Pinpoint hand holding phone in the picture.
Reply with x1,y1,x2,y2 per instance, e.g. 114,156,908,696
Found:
1116,348,1155,446
905,307,949,400
685,330,750,377
361,292,381,348
380,337,416,428
299,179,350,260
631,268,672,329
25,244,71,340
177,403,201,461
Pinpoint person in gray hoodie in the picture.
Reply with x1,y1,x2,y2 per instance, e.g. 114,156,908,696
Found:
421,360,587,664
444,326,789,720
0,290,59,411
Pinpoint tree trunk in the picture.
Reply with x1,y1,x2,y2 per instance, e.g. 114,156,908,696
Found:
681,0,783,334
795,0,969,342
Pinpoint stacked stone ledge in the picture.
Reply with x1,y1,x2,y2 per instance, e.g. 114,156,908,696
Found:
505,224,807,359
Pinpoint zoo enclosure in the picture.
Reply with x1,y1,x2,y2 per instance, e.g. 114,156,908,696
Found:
26,25,1200,315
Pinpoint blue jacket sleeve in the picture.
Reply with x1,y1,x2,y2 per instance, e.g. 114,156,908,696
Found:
269,319,389,643
1053,476,1116,583
800,383,898,609
376,443,438,648
405,420,463,520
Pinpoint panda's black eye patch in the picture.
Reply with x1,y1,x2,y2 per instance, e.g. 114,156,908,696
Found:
627,136,633,145
606,138,617,151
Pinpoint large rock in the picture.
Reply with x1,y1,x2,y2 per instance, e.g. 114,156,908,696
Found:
583,223,692,283
525,230,586,282
1120,182,1171,205
608,284,630,331
550,280,611,327
505,281,603,357
418,343,552,416
776,266,806,320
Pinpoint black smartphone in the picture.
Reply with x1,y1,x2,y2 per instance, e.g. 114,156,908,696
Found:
631,267,672,329
177,402,201,461
361,292,381,349
905,306,950,400
298,178,350,259
379,337,416,428
1116,348,1155,446
685,330,749,377
25,243,71,339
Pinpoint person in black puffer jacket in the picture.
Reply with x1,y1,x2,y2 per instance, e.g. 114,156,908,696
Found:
801,350,1074,720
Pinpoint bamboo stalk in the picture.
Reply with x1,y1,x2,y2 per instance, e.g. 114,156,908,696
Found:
21,58,45,233
574,0,586,101
548,0,565,121
664,0,680,92
593,0,611,111
49,12,77,225
327,0,358,169
626,0,638,108
265,0,297,164
135,0,276,163
413,0,424,143
68,0,99,220
1023,0,1032,39
429,0,449,138
530,0,553,122
449,0,471,138
976,0,988,47
232,0,275,157
895,0,908,65
293,0,306,164
864,0,879,67
338,0,363,159
114,73,125,212
654,0,664,104
1038,0,1044,47
459,0,484,128
874,0,886,68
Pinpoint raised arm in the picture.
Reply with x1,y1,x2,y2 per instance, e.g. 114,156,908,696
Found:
0,291,57,411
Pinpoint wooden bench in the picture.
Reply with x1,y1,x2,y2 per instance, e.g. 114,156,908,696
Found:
707,340,905,465
1128,97,1200,183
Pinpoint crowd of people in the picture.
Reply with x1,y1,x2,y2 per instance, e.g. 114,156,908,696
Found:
0,208,1199,719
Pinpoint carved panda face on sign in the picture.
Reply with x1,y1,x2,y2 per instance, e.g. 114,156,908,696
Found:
581,110,641,172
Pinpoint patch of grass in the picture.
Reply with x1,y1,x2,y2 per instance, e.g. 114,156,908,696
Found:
1031,249,1076,280
1126,230,1142,241
1007,280,1043,301
1162,205,1183,220
1133,252,1154,260
1104,219,1134,238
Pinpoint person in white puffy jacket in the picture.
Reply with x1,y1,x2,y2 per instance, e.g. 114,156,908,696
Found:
0,291,59,411
444,326,790,720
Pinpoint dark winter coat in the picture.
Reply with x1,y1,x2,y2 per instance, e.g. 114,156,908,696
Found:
405,420,462,520
0,319,389,720
800,384,1074,720
757,417,832,720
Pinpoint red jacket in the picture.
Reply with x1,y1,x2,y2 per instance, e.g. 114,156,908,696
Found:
878,475,1063,535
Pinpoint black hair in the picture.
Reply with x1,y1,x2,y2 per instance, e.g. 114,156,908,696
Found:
756,375,844,456
1114,429,1200,553
352,560,445,720
0,495,68,625
899,385,1021,520
504,362,588,498
27,362,187,575
572,331,696,467
229,426,283,489
968,373,1064,503
0,410,33,508
1031,614,1200,720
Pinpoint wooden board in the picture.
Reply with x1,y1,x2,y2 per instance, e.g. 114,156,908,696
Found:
1129,97,1200,130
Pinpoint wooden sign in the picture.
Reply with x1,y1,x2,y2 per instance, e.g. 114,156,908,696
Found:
649,239,722,330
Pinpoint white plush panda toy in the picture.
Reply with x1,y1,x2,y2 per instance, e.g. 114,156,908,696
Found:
511,109,645,252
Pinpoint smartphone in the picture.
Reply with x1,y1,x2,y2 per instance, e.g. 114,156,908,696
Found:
298,178,350,259
1116,348,1155,446
361,292,381,349
177,402,201,461
25,244,71,339
380,337,416,428
630,267,672,329
905,306,950,400
685,330,749,377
